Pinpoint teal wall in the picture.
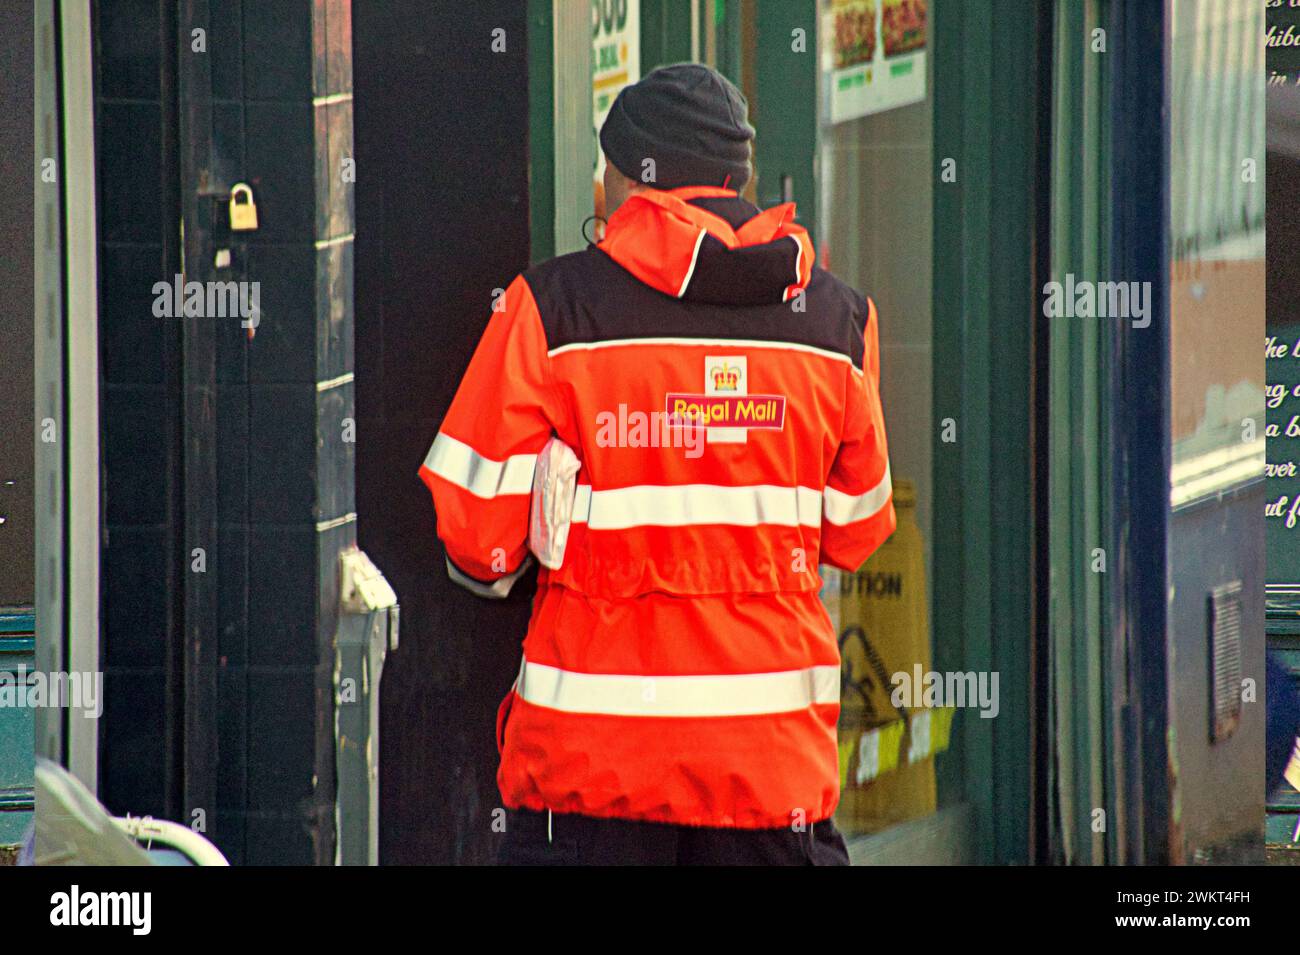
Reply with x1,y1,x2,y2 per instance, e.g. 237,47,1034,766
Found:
0,611,35,847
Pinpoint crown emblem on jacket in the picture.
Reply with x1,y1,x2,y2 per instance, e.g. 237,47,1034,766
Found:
710,363,741,391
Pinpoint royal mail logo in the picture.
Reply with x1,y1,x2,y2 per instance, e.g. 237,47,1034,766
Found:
697,354,776,444
710,361,742,392
665,393,786,430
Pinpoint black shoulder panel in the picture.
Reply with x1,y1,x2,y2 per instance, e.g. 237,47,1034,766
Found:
522,250,869,368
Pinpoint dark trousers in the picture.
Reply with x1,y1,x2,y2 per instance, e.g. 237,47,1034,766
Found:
496,808,851,866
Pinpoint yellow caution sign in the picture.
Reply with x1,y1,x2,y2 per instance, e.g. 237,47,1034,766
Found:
821,478,941,835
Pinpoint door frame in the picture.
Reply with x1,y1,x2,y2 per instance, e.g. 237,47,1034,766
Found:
929,0,1043,865
1107,0,1172,865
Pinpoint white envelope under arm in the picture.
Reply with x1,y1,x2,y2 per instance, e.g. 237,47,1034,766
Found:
529,436,582,570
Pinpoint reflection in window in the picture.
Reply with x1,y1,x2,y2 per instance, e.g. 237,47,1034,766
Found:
1169,0,1265,508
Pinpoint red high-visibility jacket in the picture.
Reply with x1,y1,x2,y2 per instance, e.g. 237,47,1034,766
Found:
420,185,895,828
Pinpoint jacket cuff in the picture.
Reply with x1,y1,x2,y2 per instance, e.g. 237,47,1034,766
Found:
445,554,533,599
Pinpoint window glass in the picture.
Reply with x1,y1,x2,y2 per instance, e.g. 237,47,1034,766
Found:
816,0,942,838
1169,0,1265,508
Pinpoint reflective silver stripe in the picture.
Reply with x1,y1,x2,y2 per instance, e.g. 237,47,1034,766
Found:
823,463,892,526
445,554,532,599
546,336,856,369
422,432,536,500
568,483,823,530
515,656,840,717
676,228,707,298
573,484,592,521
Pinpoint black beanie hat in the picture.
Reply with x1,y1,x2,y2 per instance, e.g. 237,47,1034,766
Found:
600,63,755,191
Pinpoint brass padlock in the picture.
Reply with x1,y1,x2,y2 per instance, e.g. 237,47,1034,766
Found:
229,182,259,231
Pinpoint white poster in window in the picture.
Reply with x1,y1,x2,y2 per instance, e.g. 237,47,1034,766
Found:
594,0,640,182
823,0,927,124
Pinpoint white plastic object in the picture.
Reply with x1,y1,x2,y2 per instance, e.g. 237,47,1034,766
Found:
339,546,398,614
113,816,230,866
529,436,582,570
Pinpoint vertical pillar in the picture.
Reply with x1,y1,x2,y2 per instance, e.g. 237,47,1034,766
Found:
177,0,355,864
753,0,818,232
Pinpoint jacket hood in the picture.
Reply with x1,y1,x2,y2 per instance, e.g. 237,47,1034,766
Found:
597,186,815,305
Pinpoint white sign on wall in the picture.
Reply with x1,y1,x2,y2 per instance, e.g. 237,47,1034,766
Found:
823,0,927,124
593,0,640,182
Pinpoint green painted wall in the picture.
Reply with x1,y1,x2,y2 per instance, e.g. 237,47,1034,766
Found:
931,0,1038,865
